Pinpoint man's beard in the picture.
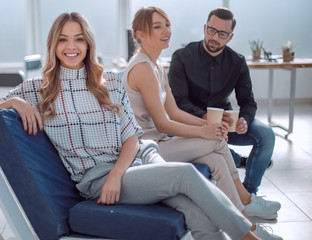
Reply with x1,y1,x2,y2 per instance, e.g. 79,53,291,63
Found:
204,39,226,53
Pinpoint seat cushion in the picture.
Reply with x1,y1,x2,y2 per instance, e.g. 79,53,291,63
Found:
68,163,210,240
0,109,83,239
69,200,187,240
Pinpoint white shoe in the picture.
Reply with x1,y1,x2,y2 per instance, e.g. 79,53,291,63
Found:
253,223,283,240
245,194,281,220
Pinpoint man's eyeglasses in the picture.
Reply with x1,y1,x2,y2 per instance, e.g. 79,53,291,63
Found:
206,26,232,39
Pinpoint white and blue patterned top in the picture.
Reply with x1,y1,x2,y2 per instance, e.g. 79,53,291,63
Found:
0,66,143,182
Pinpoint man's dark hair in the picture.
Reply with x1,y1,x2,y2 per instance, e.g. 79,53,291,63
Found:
207,7,236,31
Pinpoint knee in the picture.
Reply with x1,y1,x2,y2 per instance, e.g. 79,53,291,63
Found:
250,121,275,146
179,163,199,178
259,125,275,147
219,138,229,148
167,162,197,177
214,138,229,152
260,123,275,139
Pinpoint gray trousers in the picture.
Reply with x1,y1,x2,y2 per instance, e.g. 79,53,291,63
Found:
77,150,251,240
158,137,244,212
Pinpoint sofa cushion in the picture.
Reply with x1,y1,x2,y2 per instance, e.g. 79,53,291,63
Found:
69,200,186,240
0,109,83,239
69,164,210,240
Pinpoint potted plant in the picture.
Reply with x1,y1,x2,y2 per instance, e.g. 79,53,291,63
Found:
249,40,263,60
281,41,295,62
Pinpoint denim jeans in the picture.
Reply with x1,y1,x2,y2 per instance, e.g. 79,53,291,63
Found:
229,148,243,168
227,118,275,194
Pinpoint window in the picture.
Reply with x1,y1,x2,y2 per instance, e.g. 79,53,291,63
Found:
0,1,26,63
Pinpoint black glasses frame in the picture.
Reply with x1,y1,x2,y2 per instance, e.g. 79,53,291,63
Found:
206,26,232,39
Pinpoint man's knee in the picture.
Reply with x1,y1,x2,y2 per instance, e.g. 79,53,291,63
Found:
249,119,275,144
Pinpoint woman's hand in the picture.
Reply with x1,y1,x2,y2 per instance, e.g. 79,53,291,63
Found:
221,121,229,141
200,123,223,141
7,97,43,135
97,134,139,205
97,170,122,205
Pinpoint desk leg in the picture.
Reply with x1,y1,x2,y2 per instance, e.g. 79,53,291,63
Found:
269,69,296,139
287,69,296,138
268,69,274,123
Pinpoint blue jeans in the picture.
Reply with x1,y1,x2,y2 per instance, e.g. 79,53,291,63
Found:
227,118,275,194
230,148,243,168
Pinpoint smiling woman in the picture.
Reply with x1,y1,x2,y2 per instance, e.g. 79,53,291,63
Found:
56,21,88,70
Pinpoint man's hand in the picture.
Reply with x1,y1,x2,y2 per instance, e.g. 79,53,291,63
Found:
236,117,248,134
222,111,234,128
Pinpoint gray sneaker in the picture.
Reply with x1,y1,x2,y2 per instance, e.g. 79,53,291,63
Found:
253,223,283,240
245,194,281,220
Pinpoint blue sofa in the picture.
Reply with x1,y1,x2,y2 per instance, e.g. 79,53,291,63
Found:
0,109,211,240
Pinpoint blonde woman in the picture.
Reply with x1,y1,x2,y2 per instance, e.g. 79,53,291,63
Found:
123,6,282,240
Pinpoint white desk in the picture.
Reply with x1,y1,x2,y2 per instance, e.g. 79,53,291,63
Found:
247,58,312,139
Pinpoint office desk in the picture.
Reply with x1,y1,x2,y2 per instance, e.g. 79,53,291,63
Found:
247,58,312,139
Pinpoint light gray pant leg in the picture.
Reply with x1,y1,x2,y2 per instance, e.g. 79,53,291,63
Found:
89,151,251,239
137,147,229,239
158,137,244,211
122,164,251,239
163,195,229,240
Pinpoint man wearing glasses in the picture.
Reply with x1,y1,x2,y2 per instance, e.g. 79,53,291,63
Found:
168,7,275,195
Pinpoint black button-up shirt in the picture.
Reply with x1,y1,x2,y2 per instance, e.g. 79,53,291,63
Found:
168,40,257,125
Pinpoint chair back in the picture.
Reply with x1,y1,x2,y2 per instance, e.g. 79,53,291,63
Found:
0,71,24,87
0,109,84,239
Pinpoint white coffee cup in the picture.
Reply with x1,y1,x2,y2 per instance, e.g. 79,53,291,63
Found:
206,107,224,125
225,110,239,132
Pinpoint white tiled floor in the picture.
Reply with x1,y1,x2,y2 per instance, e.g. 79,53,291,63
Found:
233,102,312,240
0,94,311,239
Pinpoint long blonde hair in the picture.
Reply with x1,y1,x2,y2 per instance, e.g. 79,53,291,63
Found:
37,12,120,122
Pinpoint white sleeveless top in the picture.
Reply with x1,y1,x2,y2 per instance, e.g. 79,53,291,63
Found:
123,52,170,142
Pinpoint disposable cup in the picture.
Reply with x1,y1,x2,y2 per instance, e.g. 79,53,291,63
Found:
225,110,239,132
206,107,224,125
